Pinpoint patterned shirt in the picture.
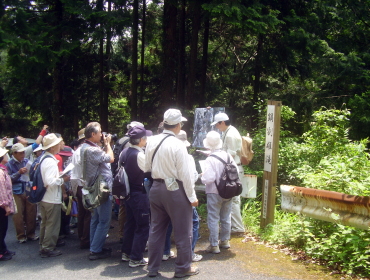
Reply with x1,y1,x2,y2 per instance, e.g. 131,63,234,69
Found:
0,164,16,213
80,141,113,190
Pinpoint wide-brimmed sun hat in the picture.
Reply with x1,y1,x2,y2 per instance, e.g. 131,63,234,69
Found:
203,131,222,150
42,133,62,150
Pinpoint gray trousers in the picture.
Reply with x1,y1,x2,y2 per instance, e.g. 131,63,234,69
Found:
148,181,193,274
39,201,61,251
207,193,232,246
231,167,245,232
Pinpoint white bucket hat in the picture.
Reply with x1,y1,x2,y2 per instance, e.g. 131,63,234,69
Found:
203,131,222,150
0,148,8,158
211,112,229,126
176,130,190,147
42,133,62,150
163,109,187,125
33,144,43,153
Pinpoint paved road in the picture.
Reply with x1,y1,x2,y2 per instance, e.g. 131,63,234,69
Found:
1,211,297,280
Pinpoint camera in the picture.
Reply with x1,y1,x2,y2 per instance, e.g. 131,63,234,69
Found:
101,132,118,142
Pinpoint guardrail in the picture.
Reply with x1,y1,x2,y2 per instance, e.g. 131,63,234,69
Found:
280,185,370,230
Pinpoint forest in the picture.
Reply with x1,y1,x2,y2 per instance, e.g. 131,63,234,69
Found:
2,1,370,276
1,0,369,143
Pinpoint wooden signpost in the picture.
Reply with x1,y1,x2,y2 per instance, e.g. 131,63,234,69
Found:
260,100,282,228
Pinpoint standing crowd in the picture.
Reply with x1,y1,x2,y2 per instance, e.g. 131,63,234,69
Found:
0,108,245,278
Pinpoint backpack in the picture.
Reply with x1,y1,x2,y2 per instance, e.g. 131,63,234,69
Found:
240,133,254,165
210,153,242,199
27,155,53,204
111,136,130,176
112,148,132,200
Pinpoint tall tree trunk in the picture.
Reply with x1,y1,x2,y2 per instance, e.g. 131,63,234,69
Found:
140,0,146,120
51,0,63,133
186,0,201,109
161,0,177,107
199,15,209,107
176,0,186,108
131,0,139,120
252,35,263,129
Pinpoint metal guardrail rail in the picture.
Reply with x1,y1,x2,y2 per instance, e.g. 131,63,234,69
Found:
280,185,370,230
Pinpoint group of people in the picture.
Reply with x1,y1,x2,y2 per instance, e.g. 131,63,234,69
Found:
0,108,245,278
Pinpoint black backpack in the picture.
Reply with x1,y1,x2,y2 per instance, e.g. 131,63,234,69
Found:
28,155,53,203
210,153,242,199
111,136,130,176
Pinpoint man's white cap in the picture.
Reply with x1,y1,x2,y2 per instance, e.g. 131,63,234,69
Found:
163,109,187,125
33,144,43,153
127,121,144,130
203,131,222,150
211,112,229,126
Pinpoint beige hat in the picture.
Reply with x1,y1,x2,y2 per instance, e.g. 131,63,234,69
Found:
203,131,222,150
176,130,190,147
11,143,26,153
78,128,85,140
0,148,8,158
163,109,187,125
33,144,43,153
42,133,62,150
211,112,229,126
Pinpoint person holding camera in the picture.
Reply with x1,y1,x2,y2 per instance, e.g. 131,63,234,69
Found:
81,122,114,260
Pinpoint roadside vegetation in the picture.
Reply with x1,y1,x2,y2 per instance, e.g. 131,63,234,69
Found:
242,106,370,278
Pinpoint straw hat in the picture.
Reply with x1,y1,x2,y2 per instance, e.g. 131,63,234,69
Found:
203,131,222,150
78,128,85,140
42,133,62,150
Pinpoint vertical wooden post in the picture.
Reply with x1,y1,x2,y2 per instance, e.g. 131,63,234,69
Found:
260,100,282,228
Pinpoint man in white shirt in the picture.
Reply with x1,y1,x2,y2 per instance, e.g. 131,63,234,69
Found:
145,109,199,278
212,112,245,233
70,128,91,249
39,133,70,258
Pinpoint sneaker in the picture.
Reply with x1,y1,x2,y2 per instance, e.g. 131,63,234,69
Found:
174,266,200,278
0,253,12,261
5,250,16,256
40,249,62,258
129,258,148,268
18,239,27,244
219,240,230,249
206,245,220,254
121,252,130,262
89,250,111,260
162,250,175,261
192,253,203,262
27,236,39,241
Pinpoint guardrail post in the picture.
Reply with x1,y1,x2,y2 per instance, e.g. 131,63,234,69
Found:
260,100,282,228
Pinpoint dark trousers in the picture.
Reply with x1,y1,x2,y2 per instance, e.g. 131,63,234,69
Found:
148,181,193,274
60,197,70,236
0,207,8,254
76,186,91,247
121,192,150,261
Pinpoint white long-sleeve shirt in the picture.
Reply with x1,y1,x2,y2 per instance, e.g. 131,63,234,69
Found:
222,125,242,164
40,152,64,204
201,149,238,195
144,130,197,203
70,146,84,196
